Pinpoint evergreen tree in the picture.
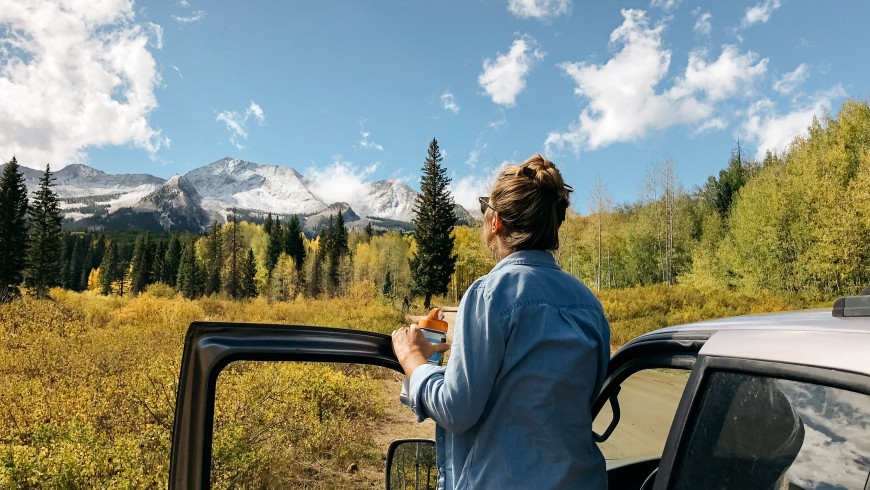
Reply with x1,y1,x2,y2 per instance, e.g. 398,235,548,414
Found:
223,210,243,299
241,248,257,299
99,240,119,295
382,270,393,297
163,235,182,286
263,212,274,236
266,216,283,273
176,241,202,299
129,233,153,295
284,214,306,272
64,235,87,291
0,156,29,301
81,235,105,291
203,221,223,295
152,238,168,284
24,164,63,299
409,138,457,309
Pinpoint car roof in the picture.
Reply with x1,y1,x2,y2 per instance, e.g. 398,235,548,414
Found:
651,308,870,335
638,308,870,376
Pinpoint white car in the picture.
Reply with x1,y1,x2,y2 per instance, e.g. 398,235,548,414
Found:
169,293,870,489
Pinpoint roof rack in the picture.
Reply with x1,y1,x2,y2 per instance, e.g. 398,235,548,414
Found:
833,294,870,318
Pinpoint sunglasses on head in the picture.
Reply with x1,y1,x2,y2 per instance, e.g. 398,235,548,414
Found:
478,196,496,215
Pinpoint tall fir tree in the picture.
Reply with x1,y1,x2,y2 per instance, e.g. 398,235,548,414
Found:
176,241,202,299
241,248,257,299
99,240,119,295
410,138,457,309
152,238,168,285
203,221,223,295
24,164,63,299
0,156,29,301
129,233,153,295
223,210,243,299
284,214,306,272
163,235,183,286
266,216,283,273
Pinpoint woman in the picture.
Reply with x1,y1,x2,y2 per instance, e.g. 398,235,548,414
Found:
392,155,611,489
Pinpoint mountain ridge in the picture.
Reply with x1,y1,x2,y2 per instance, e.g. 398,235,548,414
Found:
2,157,474,233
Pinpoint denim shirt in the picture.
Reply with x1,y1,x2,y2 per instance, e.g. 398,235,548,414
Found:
407,250,611,489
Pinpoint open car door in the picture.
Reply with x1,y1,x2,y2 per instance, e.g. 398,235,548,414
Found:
169,321,402,489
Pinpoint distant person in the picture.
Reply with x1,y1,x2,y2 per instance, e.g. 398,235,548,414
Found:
392,155,611,489
402,295,411,315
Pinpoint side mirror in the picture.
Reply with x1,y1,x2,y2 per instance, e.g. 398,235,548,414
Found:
385,438,437,490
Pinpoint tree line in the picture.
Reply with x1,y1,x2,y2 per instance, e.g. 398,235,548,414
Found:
4,100,868,303
0,138,459,305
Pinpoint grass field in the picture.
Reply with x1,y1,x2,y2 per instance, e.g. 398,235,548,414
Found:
0,284,826,488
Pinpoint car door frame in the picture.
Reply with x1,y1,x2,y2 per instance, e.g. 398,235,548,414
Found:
169,321,402,490
591,329,710,489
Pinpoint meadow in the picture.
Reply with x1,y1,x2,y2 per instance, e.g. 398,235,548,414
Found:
0,284,824,488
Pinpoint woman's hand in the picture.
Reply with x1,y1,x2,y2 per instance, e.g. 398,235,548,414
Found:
391,324,451,377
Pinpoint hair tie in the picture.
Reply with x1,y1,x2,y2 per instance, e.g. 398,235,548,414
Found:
515,166,536,179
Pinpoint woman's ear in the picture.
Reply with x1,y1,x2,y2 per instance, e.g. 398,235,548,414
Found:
491,212,505,235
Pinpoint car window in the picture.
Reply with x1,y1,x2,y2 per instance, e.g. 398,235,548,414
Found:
593,368,690,461
669,371,870,490
210,361,402,490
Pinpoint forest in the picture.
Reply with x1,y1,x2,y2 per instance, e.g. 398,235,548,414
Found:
7,99,865,305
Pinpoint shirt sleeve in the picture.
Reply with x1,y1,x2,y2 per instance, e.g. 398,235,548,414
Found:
407,283,507,433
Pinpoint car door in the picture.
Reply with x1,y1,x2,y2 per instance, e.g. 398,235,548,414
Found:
590,328,709,490
651,330,870,490
169,321,402,489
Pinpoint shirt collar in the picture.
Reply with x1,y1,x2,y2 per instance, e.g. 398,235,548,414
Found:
491,249,559,273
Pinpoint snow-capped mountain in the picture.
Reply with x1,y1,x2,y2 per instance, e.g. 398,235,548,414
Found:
183,157,325,216
2,157,475,233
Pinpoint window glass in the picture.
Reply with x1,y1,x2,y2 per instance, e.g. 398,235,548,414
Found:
593,368,690,460
670,371,870,490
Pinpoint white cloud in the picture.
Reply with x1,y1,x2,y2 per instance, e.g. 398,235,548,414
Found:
650,0,681,11
545,9,766,154
172,10,204,24
507,0,570,20
441,92,460,114
742,86,845,159
178,0,190,7
450,173,493,219
694,117,728,134
172,65,183,79
693,10,712,35
773,63,809,95
146,22,164,49
304,159,377,205
216,100,266,149
479,35,545,107
488,113,508,130
670,46,767,102
0,0,168,169
466,137,487,167
742,0,781,28
358,119,383,151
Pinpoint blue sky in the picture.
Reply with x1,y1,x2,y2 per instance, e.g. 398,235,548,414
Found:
1,0,868,212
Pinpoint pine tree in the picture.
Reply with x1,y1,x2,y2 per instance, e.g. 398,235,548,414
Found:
285,214,306,272
99,240,119,295
203,221,223,295
223,210,243,299
266,216,283,273
129,233,153,295
383,270,393,298
241,248,257,299
24,164,63,299
410,138,457,309
0,156,29,301
263,212,274,236
163,235,182,286
176,241,202,299
152,238,168,285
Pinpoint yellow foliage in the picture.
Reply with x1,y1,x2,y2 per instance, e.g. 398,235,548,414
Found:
0,292,405,488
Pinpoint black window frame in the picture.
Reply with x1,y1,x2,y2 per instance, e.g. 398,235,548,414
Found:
654,355,870,490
